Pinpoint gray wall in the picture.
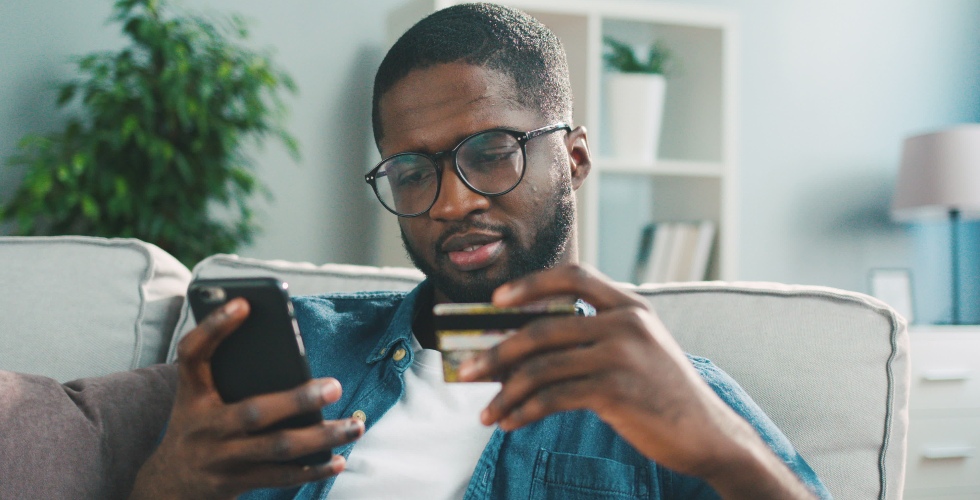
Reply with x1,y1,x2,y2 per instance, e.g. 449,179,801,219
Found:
2,1,979,322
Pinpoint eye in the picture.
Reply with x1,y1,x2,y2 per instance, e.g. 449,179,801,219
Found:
473,147,520,163
391,164,436,188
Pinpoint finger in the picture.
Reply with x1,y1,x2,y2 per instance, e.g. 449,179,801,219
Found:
492,264,648,311
481,345,601,425
458,315,595,382
229,454,347,492
223,378,343,435
227,418,364,464
496,378,600,431
176,298,250,395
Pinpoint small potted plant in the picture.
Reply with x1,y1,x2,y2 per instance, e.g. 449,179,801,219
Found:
603,36,671,163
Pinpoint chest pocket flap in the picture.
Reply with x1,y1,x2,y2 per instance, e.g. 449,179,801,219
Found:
529,450,648,500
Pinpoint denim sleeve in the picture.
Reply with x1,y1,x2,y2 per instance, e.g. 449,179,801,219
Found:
664,356,832,499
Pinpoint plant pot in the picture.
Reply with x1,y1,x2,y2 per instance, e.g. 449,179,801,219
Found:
604,72,666,163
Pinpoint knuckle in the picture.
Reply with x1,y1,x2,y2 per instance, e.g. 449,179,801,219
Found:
524,320,549,342
619,307,649,331
271,435,293,460
277,467,298,485
206,474,229,496
238,403,263,431
175,335,197,360
564,263,590,283
521,355,551,379
293,384,320,411
524,395,549,419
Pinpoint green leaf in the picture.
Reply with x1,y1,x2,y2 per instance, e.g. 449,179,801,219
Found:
81,196,100,219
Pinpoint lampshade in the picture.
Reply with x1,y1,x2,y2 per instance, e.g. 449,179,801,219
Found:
892,124,980,221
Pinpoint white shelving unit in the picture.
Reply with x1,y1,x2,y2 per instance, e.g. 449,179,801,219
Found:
377,0,739,282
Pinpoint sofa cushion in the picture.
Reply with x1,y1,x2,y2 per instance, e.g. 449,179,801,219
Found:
634,281,910,500
0,236,191,382
0,364,177,499
166,254,424,362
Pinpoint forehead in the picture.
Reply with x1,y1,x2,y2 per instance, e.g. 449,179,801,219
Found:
377,63,541,155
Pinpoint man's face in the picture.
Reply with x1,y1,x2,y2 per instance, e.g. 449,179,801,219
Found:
376,63,589,303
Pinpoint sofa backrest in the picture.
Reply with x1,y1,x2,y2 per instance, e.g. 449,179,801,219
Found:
635,282,909,500
0,236,191,382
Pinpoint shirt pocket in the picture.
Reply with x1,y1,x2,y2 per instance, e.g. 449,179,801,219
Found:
528,450,647,500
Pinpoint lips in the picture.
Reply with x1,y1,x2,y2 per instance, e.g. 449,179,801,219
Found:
441,232,505,271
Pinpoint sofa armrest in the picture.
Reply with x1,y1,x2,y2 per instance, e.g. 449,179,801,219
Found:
0,365,177,499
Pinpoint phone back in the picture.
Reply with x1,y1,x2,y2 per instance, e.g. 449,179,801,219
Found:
187,277,311,404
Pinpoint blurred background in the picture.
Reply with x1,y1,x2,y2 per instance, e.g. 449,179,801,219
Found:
1,0,979,323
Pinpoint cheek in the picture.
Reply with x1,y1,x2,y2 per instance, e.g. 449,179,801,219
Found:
400,219,430,251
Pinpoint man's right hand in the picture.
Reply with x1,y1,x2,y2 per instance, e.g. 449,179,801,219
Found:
129,298,364,499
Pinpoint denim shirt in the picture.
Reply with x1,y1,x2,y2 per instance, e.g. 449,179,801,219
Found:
243,282,830,500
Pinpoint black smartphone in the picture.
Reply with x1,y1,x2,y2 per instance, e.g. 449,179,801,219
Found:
187,277,331,465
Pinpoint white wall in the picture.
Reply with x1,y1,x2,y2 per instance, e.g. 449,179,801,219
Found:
664,0,980,322
0,0,403,266
2,0,979,321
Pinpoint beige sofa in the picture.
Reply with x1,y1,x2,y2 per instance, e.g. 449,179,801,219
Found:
0,236,910,498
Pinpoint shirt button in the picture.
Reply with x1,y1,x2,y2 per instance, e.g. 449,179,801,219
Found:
352,410,367,423
392,348,407,361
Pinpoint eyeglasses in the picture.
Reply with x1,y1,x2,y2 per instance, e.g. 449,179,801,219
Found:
365,122,570,217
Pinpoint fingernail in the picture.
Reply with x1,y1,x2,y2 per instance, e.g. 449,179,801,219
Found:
320,380,340,401
457,360,475,380
494,284,518,303
480,408,493,425
224,299,243,316
329,455,346,473
345,419,363,439
458,357,485,381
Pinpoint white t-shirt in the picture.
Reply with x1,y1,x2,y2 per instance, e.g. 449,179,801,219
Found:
328,339,500,499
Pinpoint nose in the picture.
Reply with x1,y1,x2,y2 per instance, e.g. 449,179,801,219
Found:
427,161,491,221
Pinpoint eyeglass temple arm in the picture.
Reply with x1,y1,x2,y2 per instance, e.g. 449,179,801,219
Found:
523,122,571,141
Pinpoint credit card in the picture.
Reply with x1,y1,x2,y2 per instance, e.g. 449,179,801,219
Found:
434,302,578,382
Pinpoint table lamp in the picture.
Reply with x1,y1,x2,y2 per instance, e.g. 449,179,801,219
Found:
892,124,980,324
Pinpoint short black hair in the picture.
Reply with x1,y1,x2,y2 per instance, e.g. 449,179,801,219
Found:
372,2,572,144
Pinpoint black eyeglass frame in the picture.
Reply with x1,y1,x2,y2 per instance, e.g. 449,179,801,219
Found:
364,122,571,217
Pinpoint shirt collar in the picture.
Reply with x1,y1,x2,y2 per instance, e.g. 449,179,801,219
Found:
365,279,431,364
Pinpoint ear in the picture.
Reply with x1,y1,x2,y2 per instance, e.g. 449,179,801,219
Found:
565,126,592,191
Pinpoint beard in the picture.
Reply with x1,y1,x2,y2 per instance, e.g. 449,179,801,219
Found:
401,183,575,303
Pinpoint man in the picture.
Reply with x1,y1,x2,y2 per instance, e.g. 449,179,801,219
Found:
132,4,829,499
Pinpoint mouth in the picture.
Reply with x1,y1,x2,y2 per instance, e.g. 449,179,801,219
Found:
441,233,505,272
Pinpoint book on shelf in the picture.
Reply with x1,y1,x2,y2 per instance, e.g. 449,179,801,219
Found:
633,220,715,284
631,223,657,285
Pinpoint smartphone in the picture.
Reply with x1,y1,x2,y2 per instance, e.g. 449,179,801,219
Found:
434,302,578,382
187,277,331,465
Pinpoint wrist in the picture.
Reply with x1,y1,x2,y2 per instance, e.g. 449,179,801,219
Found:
695,422,814,500
701,423,814,499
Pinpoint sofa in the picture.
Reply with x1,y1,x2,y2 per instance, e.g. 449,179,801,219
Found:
0,236,910,499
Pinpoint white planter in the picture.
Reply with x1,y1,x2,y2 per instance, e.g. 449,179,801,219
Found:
604,73,666,164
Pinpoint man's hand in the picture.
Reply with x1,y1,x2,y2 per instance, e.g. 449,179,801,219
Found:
130,298,364,500
457,264,814,499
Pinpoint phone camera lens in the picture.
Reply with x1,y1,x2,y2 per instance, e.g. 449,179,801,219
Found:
200,287,226,303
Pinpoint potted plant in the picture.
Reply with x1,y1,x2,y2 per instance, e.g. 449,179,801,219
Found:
0,0,297,267
603,36,671,163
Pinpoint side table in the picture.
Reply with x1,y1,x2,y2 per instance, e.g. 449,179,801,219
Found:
905,326,980,499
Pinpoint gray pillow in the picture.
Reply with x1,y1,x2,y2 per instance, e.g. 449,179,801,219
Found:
0,236,192,382
0,364,177,499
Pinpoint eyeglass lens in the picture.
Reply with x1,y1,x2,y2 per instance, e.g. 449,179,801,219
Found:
373,130,525,216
